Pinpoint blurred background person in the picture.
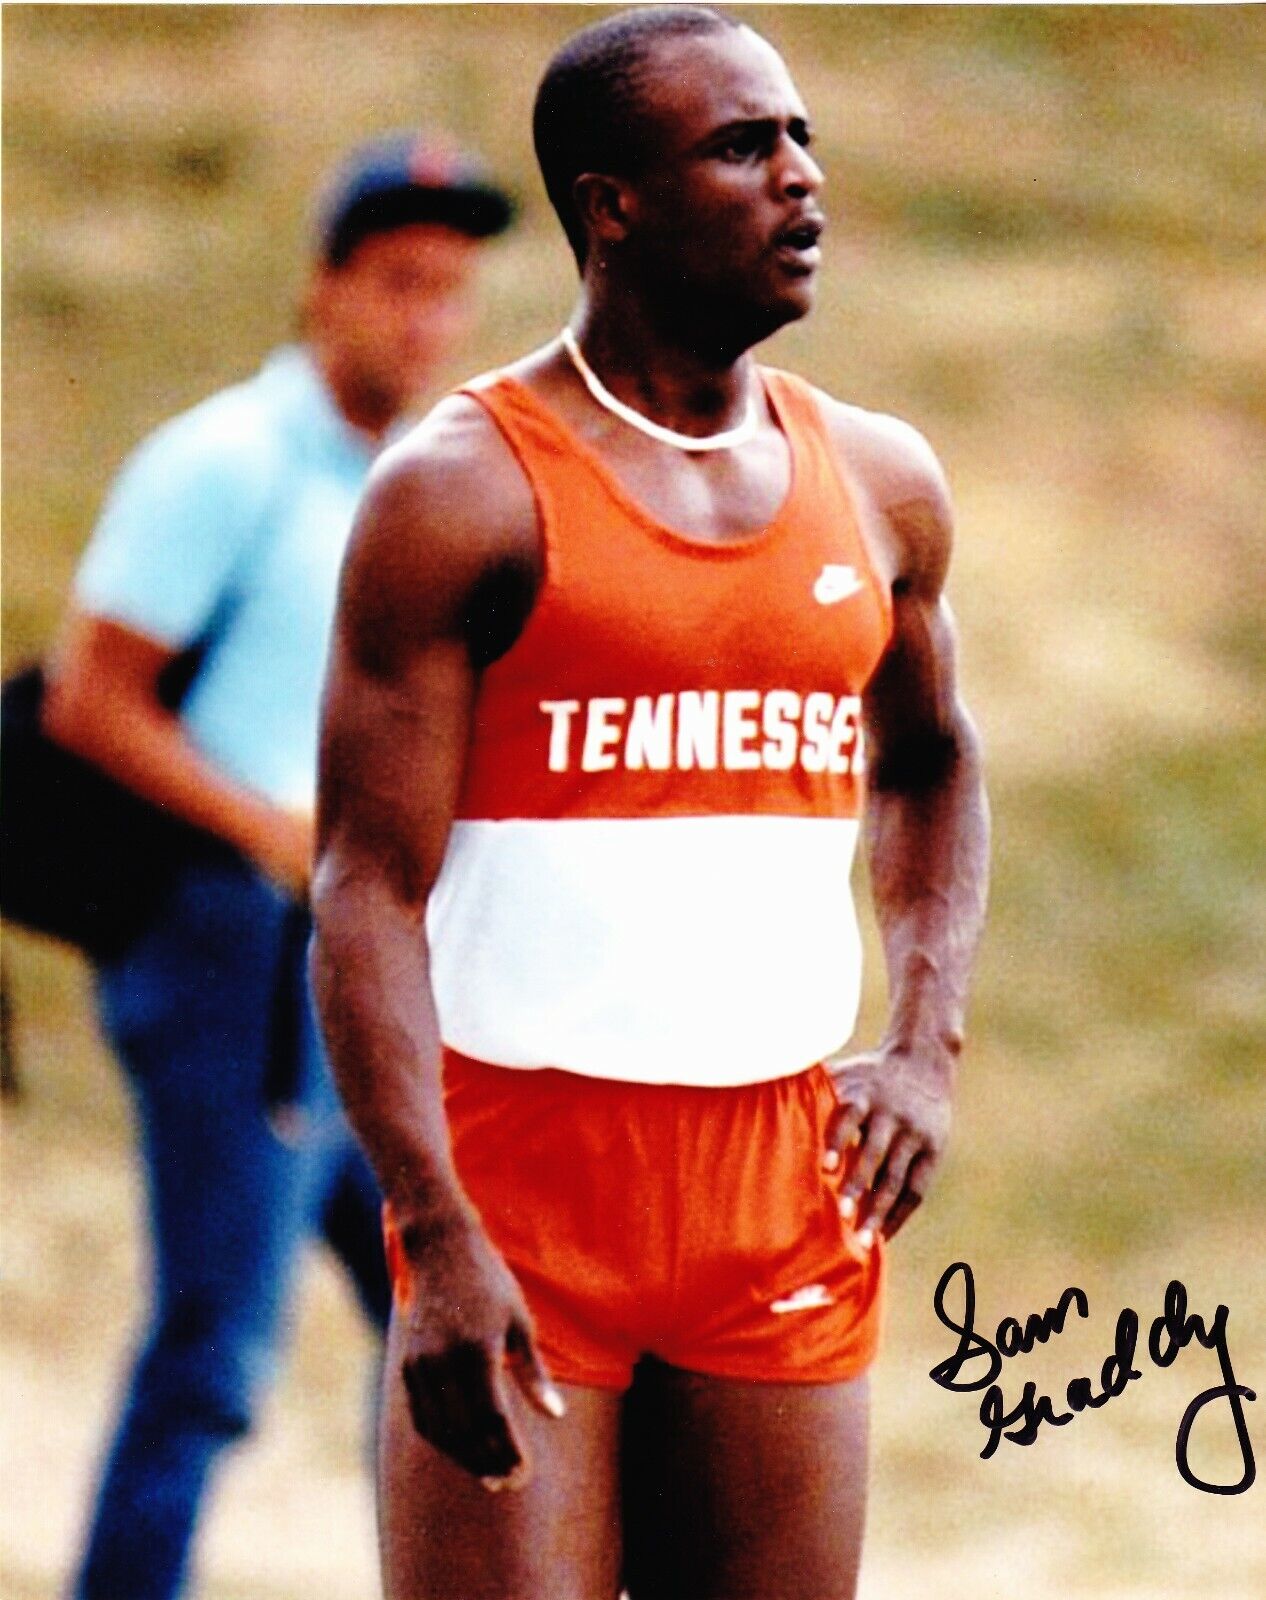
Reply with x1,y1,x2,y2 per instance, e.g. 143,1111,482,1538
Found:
39,132,514,1600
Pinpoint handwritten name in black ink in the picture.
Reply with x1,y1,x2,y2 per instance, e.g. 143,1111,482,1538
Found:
928,1261,1257,1495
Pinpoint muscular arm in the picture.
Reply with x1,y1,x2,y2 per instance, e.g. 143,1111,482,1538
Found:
311,400,561,1483
824,414,990,1240
43,613,311,895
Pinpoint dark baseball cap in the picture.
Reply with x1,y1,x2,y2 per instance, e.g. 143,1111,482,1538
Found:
319,132,515,264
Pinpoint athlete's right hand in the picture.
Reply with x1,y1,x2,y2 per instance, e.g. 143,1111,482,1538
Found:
389,1207,566,1487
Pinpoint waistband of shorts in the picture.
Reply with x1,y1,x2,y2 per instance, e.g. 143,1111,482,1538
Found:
441,1046,834,1101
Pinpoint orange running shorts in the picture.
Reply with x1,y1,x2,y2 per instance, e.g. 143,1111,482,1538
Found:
384,1050,884,1390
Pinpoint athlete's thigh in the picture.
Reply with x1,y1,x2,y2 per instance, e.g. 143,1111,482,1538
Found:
622,1360,869,1600
380,1316,624,1600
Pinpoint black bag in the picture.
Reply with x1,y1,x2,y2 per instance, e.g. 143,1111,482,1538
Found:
0,663,232,961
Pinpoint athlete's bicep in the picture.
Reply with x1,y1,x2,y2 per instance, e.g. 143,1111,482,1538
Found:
863,588,966,792
860,469,966,791
315,396,537,913
317,631,476,912
315,455,482,914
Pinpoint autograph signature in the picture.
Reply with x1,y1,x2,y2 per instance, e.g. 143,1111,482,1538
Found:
929,1261,1257,1495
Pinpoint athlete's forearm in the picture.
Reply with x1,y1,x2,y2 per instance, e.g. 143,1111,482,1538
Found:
311,872,475,1235
864,704,990,1076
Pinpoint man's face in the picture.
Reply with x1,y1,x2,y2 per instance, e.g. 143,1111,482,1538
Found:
618,27,826,344
313,223,482,422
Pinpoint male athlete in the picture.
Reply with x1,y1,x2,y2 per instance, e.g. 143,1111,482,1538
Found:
313,9,989,1598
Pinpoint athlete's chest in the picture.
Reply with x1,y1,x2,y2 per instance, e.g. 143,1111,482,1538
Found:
591,428,791,543
488,477,891,726
471,370,894,706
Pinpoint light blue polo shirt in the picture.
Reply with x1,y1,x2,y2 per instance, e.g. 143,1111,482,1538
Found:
75,346,376,809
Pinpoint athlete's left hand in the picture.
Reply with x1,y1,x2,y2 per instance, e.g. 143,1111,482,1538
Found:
822,1045,954,1243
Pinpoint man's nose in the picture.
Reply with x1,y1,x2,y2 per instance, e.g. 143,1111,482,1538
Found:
778,135,824,199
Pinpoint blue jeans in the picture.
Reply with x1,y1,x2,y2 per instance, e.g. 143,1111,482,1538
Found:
72,856,389,1600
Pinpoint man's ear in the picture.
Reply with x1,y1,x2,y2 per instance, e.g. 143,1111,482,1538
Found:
572,172,637,249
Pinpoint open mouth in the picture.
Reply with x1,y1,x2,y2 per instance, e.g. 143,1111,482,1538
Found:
779,219,823,250
773,216,824,270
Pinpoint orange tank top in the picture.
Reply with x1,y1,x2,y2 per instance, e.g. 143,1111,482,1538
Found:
425,369,892,1087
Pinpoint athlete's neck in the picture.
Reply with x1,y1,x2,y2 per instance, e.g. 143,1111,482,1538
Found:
570,292,759,442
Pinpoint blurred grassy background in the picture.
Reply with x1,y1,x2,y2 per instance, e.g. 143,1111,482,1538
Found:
3,5,1264,1596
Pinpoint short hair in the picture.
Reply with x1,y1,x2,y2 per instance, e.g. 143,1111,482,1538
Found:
533,6,742,270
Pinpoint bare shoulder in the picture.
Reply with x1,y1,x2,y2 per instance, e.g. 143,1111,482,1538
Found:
352,392,537,590
339,391,540,668
809,386,954,597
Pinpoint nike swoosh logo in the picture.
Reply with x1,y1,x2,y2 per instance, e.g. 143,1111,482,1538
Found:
813,564,864,605
770,1283,835,1314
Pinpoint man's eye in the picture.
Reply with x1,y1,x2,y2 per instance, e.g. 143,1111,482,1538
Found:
718,131,762,160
